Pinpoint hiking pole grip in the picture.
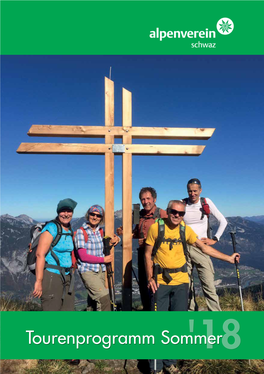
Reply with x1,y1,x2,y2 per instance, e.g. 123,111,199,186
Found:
230,232,237,253
230,229,239,266
103,236,112,256
229,229,240,272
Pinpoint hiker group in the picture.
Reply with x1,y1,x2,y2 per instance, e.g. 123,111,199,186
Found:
30,178,240,374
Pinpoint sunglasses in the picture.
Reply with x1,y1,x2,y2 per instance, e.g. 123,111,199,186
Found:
169,208,185,217
89,212,102,218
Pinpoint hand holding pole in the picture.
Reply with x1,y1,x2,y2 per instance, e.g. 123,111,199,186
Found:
230,227,244,311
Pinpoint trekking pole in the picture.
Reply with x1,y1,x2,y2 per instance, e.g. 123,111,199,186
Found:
153,263,158,374
132,202,143,291
133,203,141,226
230,228,250,367
132,267,139,286
103,236,117,311
230,228,244,311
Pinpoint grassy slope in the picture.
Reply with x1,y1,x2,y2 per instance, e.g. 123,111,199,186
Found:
0,293,263,374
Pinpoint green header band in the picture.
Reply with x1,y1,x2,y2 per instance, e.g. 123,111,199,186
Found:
1,311,264,359
1,1,264,55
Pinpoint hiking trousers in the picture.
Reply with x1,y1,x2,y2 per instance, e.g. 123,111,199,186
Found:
80,265,111,311
149,283,188,372
41,270,75,311
186,244,221,311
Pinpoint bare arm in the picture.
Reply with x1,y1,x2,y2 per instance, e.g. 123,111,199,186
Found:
116,226,135,239
194,238,240,264
32,231,53,298
109,234,121,246
200,237,218,246
145,244,159,293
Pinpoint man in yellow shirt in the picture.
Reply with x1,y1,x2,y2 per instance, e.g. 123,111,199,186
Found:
145,200,240,374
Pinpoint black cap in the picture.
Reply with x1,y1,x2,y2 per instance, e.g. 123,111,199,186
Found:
187,178,201,187
57,198,77,214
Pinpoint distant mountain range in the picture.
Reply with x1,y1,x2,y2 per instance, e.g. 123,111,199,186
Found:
1,214,37,225
1,213,264,301
243,215,264,225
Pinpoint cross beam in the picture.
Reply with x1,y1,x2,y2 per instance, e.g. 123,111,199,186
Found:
17,77,215,310
17,143,205,156
26,125,214,140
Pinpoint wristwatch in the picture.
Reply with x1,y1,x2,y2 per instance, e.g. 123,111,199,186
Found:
212,236,218,242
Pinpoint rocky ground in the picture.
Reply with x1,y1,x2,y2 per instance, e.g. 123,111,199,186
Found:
0,359,149,374
1,359,264,374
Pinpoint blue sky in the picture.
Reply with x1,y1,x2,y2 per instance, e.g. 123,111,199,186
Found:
1,55,264,220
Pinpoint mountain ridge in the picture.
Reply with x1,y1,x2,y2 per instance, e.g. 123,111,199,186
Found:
1,212,264,300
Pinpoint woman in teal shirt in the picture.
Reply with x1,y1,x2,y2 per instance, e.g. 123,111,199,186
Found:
33,198,77,311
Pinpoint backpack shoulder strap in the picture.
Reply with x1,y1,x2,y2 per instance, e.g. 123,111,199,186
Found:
179,223,188,259
152,219,165,257
80,226,89,243
49,220,62,248
200,197,212,238
73,226,89,244
43,220,62,267
99,228,104,238
200,197,211,215
153,207,161,220
182,198,189,205
200,197,205,220
68,226,74,237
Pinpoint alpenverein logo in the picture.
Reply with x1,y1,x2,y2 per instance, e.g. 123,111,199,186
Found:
217,18,234,35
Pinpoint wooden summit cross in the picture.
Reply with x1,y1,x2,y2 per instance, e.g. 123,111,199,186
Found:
17,77,215,311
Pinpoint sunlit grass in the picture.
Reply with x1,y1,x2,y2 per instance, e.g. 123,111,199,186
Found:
0,295,41,311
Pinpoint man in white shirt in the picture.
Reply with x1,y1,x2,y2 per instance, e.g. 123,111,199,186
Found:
183,178,227,311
